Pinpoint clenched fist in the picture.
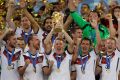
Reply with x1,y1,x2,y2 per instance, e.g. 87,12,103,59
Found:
25,59,31,66
49,60,54,68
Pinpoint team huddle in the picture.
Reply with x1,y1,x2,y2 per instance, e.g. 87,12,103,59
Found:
0,0,120,80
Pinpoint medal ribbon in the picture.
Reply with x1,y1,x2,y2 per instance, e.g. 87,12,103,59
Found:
80,55,88,73
106,54,111,69
78,47,88,72
23,29,32,44
56,55,62,69
5,48,15,66
28,51,38,69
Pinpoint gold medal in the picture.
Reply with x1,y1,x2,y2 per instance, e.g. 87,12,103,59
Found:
106,69,110,73
7,66,12,70
56,68,60,73
7,64,14,70
33,68,36,73
82,70,85,74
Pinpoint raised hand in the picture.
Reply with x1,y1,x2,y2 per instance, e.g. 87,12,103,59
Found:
68,0,82,11
104,14,112,20
7,0,15,8
48,60,54,68
25,59,30,67
20,0,26,8
9,0,15,4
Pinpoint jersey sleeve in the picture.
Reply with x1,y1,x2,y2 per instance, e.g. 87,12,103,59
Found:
118,55,120,72
18,54,25,67
42,55,48,67
70,11,89,30
65,50,72,60
90,50,97,60
100,24,110,39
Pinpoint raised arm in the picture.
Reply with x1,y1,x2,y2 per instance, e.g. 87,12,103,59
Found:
105,14,116,38
95,28,101,54
68,0,89,29
22,9,40,33
117,18,120,50
62,29,74,53
72,38,81,62
44,28,53,54
63,15,73,31
56,21,74,53
6,0,16,31
91,19,101,53
20,1,40,33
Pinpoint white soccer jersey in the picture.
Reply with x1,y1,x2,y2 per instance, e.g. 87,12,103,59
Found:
1,46,22,80
48,50,72,80
99,49,120,80
75,50,97,80
15,27,34,45
15,27,23,38
18,50,48,80
15,27,34,38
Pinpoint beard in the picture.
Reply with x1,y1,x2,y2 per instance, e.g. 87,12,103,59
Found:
82,47,89,53
82,47,88,51
34,44,40,50
9,44,16,48
108,46,112,49
46,25,52,32
23,24,30,29
101,48,106,52
57,47,62,51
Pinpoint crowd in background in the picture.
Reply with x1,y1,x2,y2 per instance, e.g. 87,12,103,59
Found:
0,0,120,80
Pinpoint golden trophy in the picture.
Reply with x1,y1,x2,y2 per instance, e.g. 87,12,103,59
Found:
60,0,64,3
52,11,63,33
40,0,47,3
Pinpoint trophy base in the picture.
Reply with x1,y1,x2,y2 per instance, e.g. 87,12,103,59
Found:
54,28,62,33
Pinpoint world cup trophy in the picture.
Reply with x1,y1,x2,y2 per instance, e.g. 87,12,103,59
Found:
52,11,64,32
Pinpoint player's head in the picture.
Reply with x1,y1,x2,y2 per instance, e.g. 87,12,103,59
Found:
105,38,116,53
28,34,40,50
54,38,65,54
4,31,17,48
81,38,92,54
